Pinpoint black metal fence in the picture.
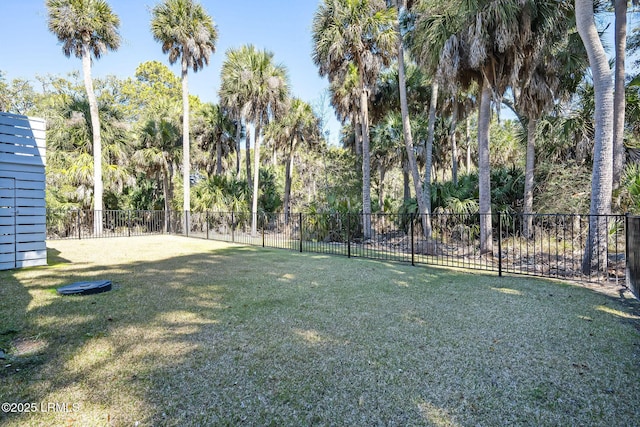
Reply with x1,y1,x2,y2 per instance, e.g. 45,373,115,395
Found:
46,209,167,239
46,209,627,287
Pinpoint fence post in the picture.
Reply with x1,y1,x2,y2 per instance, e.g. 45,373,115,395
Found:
299,212,303,253
128,210,131,237
77,210,81,240
411,214,415,266
231,211,235,243
206,211,210,240
498,213,503,277
347,213,351,258
262,213,265,248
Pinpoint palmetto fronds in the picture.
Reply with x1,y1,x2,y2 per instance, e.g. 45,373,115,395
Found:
46,0,121,59
150,0,217,72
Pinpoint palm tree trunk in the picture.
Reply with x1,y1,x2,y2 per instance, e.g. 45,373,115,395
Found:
395,0,429,238
283,139,295,225
523,118,537,239
251,122,262,236
379,164,386,212
235,121,242,179
478,78,493,254
466,116,472,173
216,139,223,175
576,0,614,275
272,144,277,167
246,125,252,192
360,85,372,240
402,160,410,203
82,43,103,237
423,81,438,240
181,59,190,232
167,163,175,232
450,105,458,186
613,0,627,189
354,113,363,158
163,171,170,232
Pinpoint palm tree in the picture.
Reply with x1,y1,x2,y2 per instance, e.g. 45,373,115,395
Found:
408,1,461,239
219,47,253,186
371,112,406,210
329,63,363,157
150,0,217,226
612,1,640,188
193,103,235,176
266,98,320,223
219,45,289,235
512,17,588,239
390,0,430,237
46,0,121,235
312,0,397,239
576,0,615,274
44,80,134,210
411,0,569,254
613,0,626,189
133,105,181,231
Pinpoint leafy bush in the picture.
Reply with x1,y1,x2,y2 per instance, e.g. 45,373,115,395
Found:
430,166,524,215
534,161,590,214
616,163,640,214
257,167,283,215
192,174,249,212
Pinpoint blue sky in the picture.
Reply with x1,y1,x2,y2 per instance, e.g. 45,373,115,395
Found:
0,0,341,144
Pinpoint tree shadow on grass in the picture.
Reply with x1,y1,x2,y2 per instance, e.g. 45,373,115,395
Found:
1,237,639,426
0,269,32,357
1,240,247,425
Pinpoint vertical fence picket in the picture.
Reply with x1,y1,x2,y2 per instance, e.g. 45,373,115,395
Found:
411,214,415,267
347,213,351,258
498,213,503,277
299,212,303,253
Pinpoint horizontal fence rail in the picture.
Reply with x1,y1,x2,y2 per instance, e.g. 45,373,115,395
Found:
46,209,627,287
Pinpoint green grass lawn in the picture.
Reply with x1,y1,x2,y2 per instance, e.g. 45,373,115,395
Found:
1,236,639,426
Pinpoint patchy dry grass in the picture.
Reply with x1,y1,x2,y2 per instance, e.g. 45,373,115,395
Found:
1,235,639,426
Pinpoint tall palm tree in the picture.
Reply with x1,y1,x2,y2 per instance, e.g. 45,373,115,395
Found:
329,63,363,157
219,46,255,189
391,0,430,237
219,45,289,235
313,0,397,239
46,0,121,235
612,0,639,188
133,106,181,231
513,17,588,239
411,0,568,254
193,103,235,176
408,1,461,239
150,0,217,225
576,0,615,274
371,112,406,210
613,0,627,189
265,98,320,223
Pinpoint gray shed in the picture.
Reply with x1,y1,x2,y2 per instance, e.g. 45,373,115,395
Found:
0,112,47,270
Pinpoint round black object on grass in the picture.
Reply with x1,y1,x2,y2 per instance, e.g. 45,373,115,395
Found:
57,280,112,296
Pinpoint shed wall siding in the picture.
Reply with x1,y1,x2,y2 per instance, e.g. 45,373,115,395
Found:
0,112,46,270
